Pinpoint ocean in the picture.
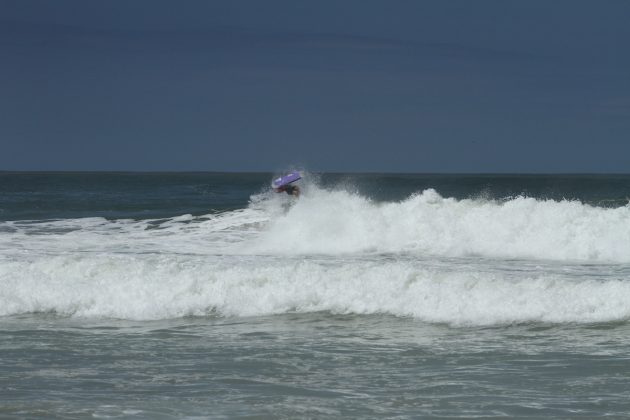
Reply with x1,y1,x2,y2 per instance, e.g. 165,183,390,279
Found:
1,172,630,418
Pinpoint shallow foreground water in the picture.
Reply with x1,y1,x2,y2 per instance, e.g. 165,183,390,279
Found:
4,314,630,418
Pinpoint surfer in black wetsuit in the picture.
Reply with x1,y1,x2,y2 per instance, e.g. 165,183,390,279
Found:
275,184,300,197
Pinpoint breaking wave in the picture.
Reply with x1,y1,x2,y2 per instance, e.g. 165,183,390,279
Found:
253,187,630,262
1,184,629,324
1,254,629,325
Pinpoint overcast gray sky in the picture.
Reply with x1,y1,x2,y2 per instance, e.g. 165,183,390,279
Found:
1,0,629,172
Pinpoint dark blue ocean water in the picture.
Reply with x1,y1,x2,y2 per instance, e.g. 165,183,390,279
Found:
2,172,629,221
1,172,630,418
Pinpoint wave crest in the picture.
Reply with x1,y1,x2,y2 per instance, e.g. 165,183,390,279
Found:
253,188,630,262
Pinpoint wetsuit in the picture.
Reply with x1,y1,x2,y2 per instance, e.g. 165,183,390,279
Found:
284,185,298,196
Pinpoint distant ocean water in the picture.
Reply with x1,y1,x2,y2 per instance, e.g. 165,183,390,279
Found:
1,172,630,418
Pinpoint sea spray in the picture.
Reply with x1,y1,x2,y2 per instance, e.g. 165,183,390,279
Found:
252,187,630,262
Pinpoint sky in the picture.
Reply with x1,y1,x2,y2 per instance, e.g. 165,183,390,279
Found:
1,0,629,172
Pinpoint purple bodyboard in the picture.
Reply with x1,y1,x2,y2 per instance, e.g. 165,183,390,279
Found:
271,171,302,189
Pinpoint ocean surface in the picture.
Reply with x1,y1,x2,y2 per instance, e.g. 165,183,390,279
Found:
2,172,630,418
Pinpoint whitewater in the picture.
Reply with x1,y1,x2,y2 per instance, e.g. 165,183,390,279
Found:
2,182,629,325
4,172,630,418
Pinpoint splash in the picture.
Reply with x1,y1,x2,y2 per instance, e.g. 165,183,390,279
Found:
251,186,630,262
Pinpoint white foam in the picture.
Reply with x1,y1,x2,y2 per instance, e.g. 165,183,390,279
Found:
251,187,630,262
1,185,629,323
3,187,628,262
1,254,629,325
